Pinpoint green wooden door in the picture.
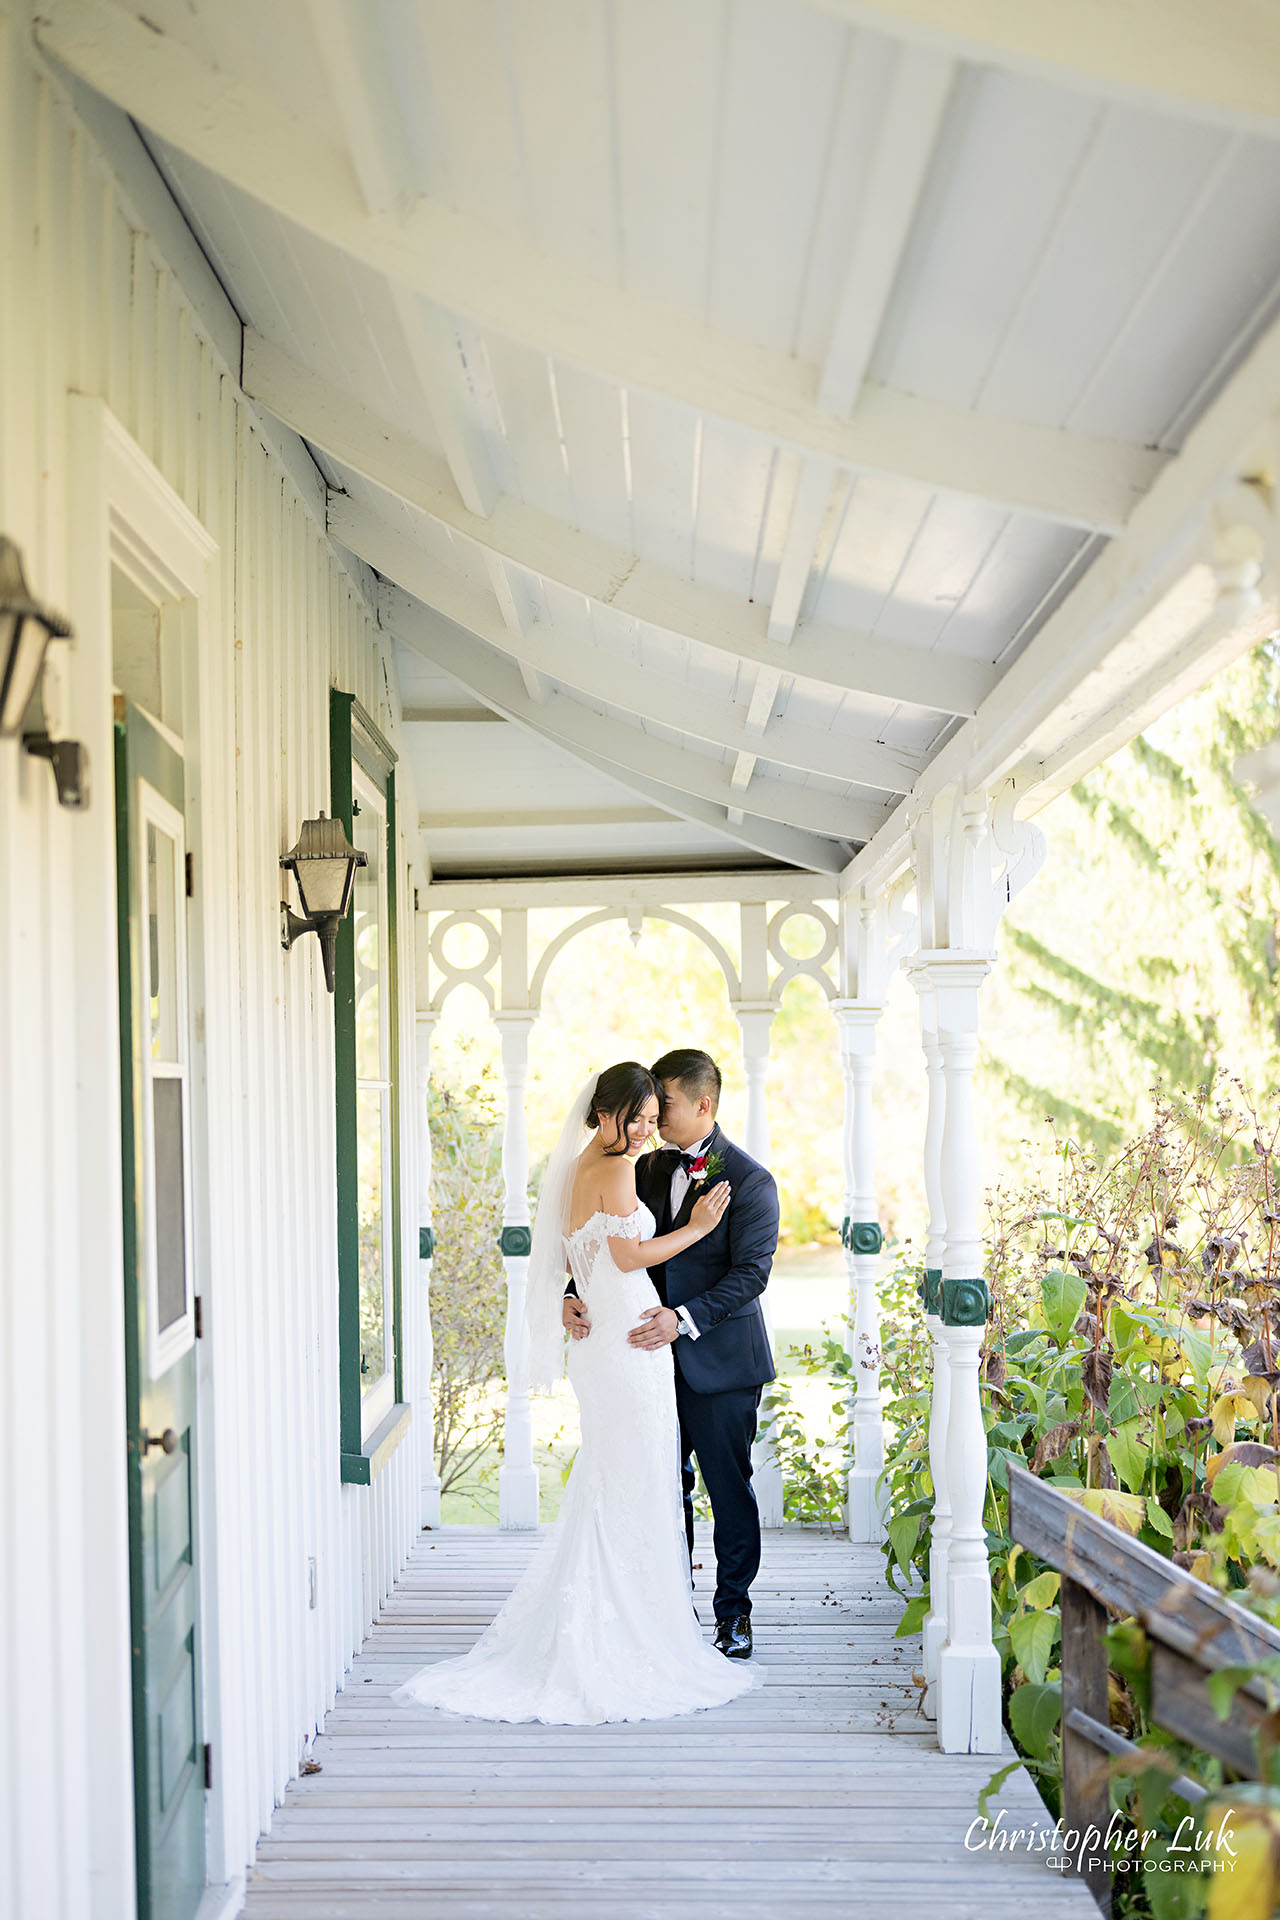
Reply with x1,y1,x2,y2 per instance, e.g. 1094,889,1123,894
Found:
115,698,206,1920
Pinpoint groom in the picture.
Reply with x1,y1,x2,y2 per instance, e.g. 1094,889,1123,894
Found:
568,1047,779,1658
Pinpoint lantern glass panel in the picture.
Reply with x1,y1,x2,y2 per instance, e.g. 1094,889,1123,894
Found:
0,613,50,735
295,853,352,918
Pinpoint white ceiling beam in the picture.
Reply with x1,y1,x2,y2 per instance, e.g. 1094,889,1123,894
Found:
420,805,673,832
422,871,839,908
41,1,1158,531
246,333,995,716
796,0,1280,140
303,0,499,519
842,304,1280,893
341,501,924,792
382,588,869,863
769,45,955,645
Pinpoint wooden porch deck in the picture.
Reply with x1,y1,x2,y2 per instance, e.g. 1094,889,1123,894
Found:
242,1526,1097,1919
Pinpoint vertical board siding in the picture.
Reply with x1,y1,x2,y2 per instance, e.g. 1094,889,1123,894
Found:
0,27,423,1920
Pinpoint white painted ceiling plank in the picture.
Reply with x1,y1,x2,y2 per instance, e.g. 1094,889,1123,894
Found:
303,0,501,518
381,588,879,845
794,0,1280,139
350,517,925,791
386,595,848,874
247,334,996,714
843,300,1280,891
39,0,1160,530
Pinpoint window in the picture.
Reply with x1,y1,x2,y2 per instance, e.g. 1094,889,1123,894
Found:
331,691,408,1483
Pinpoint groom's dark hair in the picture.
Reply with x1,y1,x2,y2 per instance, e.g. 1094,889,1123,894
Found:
650,1048,721,1114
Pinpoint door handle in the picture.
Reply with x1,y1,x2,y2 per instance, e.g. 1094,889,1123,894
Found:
142,1427,179,1455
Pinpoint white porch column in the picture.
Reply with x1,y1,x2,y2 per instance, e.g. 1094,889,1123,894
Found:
415,1011,442,1529
907,969,950,1718
493,1009,540,1530
832,1000,887,1542
733,997,784,1530
917,952,1001,1753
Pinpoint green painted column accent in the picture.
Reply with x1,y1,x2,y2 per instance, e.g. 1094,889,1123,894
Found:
839,1215,850,1249
849,1221,883,1256
921,1268,943,1314
499,1224,532,1258
419,1227,435,1260
941,1277,992,1325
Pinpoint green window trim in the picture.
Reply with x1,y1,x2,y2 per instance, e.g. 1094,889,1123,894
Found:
331,690,408,1484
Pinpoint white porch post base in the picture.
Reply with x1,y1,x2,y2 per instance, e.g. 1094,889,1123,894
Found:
936,1320,1003,1753
735,1000,784,1530
494,1009,540,1531
834,1000,886,1544
925,952,1001,1754
845,1225,888,1540
415,1013,443,1530
920,1309,951,1718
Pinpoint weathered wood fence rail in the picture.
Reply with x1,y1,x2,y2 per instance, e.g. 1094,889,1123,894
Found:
1007,1462,1280,1912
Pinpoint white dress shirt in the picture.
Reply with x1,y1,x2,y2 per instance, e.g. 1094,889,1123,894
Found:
668,1133,714,1341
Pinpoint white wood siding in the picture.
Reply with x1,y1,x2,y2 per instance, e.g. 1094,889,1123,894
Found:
0,22,422,1920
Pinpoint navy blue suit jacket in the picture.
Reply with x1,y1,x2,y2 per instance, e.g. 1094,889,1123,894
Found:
636,1124,778,1395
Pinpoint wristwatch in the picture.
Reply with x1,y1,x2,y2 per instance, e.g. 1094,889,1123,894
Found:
673,1311,689,1336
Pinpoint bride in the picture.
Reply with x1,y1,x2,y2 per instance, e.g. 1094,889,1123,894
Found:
391,1061,763,1725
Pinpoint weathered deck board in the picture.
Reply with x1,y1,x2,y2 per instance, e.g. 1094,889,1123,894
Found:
242,1527,1095,1919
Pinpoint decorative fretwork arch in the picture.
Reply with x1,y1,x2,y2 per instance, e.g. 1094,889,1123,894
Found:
527,905,742,1010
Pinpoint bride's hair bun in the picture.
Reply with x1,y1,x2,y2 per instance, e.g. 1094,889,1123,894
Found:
588,1061,658,1154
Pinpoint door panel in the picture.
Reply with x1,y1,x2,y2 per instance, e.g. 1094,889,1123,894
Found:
115,699,206,1920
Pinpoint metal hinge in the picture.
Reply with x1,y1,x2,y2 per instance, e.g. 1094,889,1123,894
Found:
203,1742,213,1790
194,1295,204,1339
186,851,195,899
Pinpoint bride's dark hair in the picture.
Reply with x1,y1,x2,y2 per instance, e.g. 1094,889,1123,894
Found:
587,1062,658,1155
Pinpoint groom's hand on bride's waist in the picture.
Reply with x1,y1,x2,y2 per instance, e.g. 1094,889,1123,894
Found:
563,1296,591,1339
628,1305,679,1350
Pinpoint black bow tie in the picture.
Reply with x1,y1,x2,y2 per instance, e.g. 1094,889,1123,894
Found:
678,1150,706,1171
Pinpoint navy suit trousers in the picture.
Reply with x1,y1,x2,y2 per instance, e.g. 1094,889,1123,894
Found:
675,1373,762,1620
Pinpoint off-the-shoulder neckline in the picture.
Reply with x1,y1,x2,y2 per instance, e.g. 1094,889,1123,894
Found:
564,1201,654,1242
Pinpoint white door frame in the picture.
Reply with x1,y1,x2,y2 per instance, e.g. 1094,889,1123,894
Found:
66,397,240,1918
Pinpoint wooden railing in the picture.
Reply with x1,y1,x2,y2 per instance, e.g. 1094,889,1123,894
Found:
1007,1462,1280,1911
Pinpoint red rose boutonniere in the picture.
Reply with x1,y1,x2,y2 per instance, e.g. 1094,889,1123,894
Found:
691,1148,726,1189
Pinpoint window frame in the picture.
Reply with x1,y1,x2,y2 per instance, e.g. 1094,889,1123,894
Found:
331,690,409,1485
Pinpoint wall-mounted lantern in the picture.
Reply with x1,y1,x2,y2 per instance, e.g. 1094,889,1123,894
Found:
280,812,367,993
1,535,89,809
0,536,70,735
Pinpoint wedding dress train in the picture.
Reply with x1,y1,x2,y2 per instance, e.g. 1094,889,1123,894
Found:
391,1201,762,1725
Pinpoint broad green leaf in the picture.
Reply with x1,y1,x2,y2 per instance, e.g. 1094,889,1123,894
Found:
1212,1462,1280,1511
976,1759,1023,1825
1172,1324,1215,1389
888,1511,921,1569
1009,1607,1059,1684
1020,1569,1061,1609
1106,1418,1150,1494
1109,1300,1151,1351
1041,1269,1088,1345
1008,1680,1062,1762
894,1594,928,1638
1145,1496,1174,1539
1212,1392,1260,1446
1108,1371,1162,1426
1064,1486,1146,1534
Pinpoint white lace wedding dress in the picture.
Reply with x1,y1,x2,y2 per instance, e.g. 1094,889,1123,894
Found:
391,1201,762,1725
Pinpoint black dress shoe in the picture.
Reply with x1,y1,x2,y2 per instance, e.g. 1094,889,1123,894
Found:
713,1615,752,1659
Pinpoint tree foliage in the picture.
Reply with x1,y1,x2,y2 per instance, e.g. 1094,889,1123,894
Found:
428,1073,508,1500
983,644,1280,1159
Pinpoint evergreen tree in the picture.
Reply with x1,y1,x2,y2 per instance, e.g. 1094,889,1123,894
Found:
982,642,1280,1157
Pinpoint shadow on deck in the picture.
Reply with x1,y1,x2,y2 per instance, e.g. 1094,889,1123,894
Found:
242,1526,1097,1919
